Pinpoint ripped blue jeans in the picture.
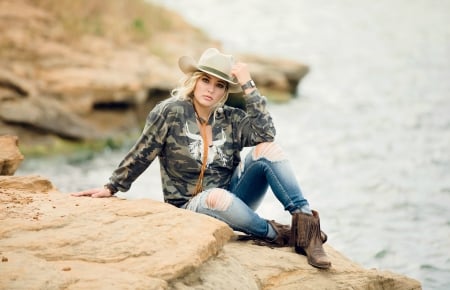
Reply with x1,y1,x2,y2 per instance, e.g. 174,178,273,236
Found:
183,142,310,239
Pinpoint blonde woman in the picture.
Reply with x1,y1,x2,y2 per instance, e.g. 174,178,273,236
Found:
73,48,330,269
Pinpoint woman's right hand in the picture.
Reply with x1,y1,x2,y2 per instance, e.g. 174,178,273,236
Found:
71,187,113,198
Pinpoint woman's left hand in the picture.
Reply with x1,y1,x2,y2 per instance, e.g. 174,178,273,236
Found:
231,62,253,86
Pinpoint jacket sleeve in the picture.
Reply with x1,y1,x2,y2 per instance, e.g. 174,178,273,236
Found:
106,104,169,193
237,89,276,148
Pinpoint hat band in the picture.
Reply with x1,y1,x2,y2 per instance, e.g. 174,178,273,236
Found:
198,65,232,82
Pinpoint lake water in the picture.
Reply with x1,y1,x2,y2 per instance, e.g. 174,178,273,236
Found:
19,0,450,289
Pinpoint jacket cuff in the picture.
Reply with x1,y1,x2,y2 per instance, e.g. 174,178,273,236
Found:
104,183,119,195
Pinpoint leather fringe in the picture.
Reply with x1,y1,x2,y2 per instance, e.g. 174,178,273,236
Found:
290,213,320,248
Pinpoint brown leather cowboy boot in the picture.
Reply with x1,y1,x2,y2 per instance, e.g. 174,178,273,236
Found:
290,210,331,269
237,219,327,249
296,225,328,256
236,220,291,247
267,220,291,246
269,220,327,247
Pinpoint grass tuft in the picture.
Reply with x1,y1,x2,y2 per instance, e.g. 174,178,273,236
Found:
31,0,192,45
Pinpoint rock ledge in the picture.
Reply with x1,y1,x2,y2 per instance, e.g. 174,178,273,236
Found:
0,137,422,289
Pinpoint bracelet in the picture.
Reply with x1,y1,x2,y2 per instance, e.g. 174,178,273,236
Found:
241,79,256,91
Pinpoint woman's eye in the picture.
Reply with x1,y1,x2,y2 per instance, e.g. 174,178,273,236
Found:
217,83,226,89
201,77,209,83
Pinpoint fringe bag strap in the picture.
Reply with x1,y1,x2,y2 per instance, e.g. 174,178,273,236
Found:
193,117,209,195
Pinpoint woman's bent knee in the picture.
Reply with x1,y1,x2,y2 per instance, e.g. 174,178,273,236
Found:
204,188,233,211
253,142,286,162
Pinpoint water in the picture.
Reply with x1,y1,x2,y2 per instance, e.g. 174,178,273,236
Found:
18,0,450,289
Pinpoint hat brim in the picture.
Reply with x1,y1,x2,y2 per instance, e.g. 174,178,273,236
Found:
178,56,241,93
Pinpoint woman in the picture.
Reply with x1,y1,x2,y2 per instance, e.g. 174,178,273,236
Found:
72,48,331,269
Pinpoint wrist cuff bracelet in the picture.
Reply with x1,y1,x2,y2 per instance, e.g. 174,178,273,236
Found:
241,79,256,91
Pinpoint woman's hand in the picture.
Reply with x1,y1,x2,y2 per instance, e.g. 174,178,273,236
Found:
231,62,256,94
71,187,113,198
231,62,252,86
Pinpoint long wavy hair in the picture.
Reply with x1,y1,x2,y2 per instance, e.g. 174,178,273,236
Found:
160,71,230,119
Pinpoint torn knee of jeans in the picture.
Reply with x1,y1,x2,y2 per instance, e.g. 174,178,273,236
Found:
252,142,286,162
204,188,233,211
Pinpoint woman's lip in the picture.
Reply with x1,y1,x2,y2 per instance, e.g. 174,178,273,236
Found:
203,95,213,101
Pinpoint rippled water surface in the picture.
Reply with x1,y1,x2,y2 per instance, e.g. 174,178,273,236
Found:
19,0,450,288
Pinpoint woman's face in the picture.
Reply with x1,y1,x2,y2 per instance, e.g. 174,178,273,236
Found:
192,73,228,111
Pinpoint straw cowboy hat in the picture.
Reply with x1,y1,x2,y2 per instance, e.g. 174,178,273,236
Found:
178,48,241,93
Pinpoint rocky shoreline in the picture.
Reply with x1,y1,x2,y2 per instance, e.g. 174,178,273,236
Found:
0,135,422,289
0,2,423,288
0,0,308,155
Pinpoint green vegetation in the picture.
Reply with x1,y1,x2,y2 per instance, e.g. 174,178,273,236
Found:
19,134,136,159
32,0,205,50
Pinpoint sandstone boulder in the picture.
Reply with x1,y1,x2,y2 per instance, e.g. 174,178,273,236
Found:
0,175,422,289
0,97,100,140
0,138,423,289
238,53,310,95
0,135,24,175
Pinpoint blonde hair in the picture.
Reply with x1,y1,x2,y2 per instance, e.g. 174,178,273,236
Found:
161,72,230,119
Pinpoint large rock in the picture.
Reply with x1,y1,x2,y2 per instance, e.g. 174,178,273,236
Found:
0,97,100,140
0,175,422,289
0,175,234,289
238,53,310,95
0,135,24,175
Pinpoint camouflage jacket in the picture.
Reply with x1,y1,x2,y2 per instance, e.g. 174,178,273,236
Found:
106,89,276,207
